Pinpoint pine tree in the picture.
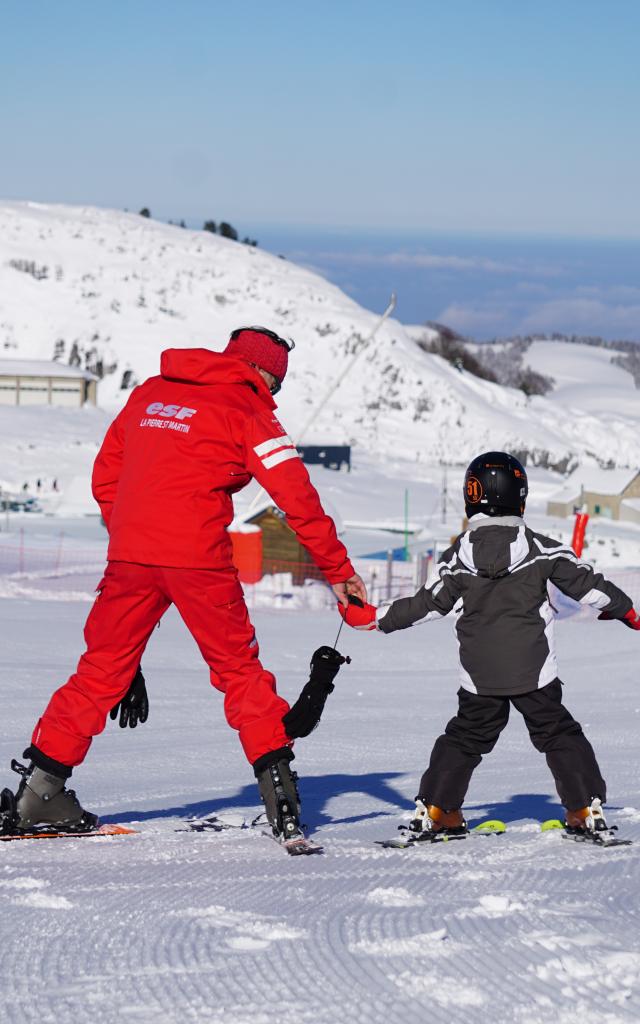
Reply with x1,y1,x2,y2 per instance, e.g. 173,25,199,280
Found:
219,222,238,241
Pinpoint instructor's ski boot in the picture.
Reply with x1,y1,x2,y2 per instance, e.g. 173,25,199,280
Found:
407,799,469,843
0,759,98,836
254,750,303,845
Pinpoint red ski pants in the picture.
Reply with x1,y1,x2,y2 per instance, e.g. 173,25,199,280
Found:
31,561,292,767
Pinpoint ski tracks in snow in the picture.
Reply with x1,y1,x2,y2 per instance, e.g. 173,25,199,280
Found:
3,823,640,1024
2,610,640,1022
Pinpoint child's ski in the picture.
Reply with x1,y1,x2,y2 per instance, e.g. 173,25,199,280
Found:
540,818,632,847
376,819,506,849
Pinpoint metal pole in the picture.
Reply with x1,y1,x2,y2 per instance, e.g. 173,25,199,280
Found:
404,487,409,561
247,294,397,515
441,464,448,524
386,549,393,600
295,293,397,446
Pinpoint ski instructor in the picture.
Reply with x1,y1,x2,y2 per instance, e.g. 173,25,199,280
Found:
4,327,366,842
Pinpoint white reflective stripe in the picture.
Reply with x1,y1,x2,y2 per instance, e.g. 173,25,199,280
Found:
536,599,558,688
579,587,611,609
458,532,475,571
253,434,292,458
452,597,477,692
262,447,301,470
508,551,588,575
533,536,577,559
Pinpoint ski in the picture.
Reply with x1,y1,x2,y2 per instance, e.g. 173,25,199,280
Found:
376,819,506,849
0,823,137,843
176,812,259,834
540,818,632,847
263,830,323,856
177,814,323,854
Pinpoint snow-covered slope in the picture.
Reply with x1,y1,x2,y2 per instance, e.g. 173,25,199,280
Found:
1,600,640,1024
1,201,639,472
523,340,638,418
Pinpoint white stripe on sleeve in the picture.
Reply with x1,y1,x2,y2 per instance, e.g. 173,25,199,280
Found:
579,587,611,609
253,435,293,458
262,448,301,470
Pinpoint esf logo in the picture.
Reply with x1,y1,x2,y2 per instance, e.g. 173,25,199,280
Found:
145,403,197,421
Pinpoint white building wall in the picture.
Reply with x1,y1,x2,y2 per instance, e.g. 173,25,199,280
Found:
0,376,85,407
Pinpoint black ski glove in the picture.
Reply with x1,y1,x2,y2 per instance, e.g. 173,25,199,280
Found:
110,665,149,729
309,645,349,686
282,646,349,739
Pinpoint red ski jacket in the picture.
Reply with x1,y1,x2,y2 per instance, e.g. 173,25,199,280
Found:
92,348,354,583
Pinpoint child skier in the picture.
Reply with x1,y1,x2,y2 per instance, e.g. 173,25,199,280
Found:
339,451,640,843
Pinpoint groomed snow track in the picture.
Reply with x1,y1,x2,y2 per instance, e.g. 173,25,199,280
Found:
1,601,639,1023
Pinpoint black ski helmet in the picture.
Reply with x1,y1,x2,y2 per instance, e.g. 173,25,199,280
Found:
463,451,528,518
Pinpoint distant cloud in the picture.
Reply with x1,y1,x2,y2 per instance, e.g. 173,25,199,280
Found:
518,298,640,336
433,291,640,340
513,281,553,296
573,284,640,302
436,304,510,333
383,252,518,274
288,248,527,275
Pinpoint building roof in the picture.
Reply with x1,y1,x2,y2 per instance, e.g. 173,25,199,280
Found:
232,494,345,535
548,465,640,503
0,359,97,381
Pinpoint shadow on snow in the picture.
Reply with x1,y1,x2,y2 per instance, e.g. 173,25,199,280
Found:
101,777,585,831
100,771,409,829
465,792,564,825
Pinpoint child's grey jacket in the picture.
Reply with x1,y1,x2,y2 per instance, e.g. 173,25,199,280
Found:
377,514,632,696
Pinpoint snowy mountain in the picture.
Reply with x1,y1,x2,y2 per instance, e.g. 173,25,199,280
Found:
1,200,639,473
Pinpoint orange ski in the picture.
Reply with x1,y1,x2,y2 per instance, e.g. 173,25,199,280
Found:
0,823,137,842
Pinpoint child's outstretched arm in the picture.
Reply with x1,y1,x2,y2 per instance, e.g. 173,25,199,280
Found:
338,564,459,633
547,546,636,623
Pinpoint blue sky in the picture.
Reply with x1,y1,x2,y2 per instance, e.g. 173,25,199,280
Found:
2,1,640,238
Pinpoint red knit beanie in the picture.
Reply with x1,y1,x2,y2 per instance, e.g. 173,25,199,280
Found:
224,327,289,384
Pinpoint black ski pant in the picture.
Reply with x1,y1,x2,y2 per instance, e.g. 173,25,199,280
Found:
419,679,606,813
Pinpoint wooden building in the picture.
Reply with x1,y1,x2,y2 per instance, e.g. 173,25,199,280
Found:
232,498,344,584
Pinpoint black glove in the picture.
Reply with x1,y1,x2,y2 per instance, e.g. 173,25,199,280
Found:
309,645,349,686
282,646,349,739
110,665,149,729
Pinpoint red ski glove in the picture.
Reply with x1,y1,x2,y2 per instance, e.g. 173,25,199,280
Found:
623,608,640,630
598,608,640,630
337,595,378,631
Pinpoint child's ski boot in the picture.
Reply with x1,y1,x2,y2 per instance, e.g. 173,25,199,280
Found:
407,799,469,843
564,797,627,846
254,750,310,852
0,759,98,836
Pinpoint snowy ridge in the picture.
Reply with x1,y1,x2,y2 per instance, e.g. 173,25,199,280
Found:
1,200,639,470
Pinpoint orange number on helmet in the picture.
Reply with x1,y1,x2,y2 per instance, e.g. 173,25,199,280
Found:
466,477,483,503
